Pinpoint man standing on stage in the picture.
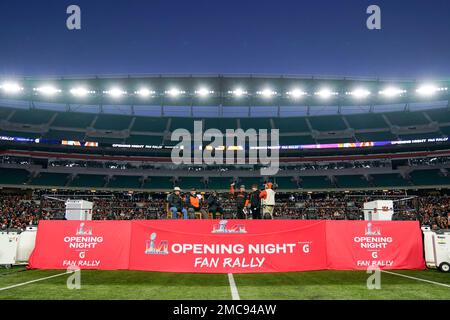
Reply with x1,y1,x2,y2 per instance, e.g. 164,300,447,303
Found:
230,183,249,219
249,184,262,219
260,182,276,219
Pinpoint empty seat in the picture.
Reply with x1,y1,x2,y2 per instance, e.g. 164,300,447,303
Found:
0,168,29,185
30,173,69,187
108,176,142,189
93,114,132,131
371,173,410,188
143,176,174,190
299,176,333,189
335,175,369,188
52,112,95,128
69,174,107,188
309,116,347,131
410,169,450,186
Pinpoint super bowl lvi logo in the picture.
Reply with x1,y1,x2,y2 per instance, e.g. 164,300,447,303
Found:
76,222,92,235
212,220,247,234
365,222,381,236
145,232,169,255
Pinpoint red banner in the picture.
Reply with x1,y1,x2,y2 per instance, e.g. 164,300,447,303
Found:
325,220,425,270
29,220,425,273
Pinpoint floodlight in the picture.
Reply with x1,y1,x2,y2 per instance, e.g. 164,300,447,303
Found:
315,88,337,99
34,85,61,96
166,88,184,97
416,84,447,96
0,82,23,94
196,87,213,97
229,88,247,97
135,88,154,97
105,88,126,98
378,87,406,97
347,88,371,99
287,88,307,99
70,87,94,97
257,88,277,98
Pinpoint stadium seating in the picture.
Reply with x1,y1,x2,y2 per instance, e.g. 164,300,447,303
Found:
132,117,168,132
279,135,316,145
9,109,54,125
355,131,397,141
345,114,387,129
273,117,309,133
240,118,272,131
398,132,441,140
409,169,450,186
425,108,450,123
107,175,142,189
125,135,164,145
94,114,132,131
30,172,70,187
309,116,347,131
335,175,370,188
299,176,333,189
44,129,86,141
143,176,174,190
0,168,29,185
385,111,429,126
0,107,13,120
273,177,298,189
177,177,206,190
370,173,410,188
204,118,238,132
238,177,264,188
69,174,107,188
207,177,233,190
170,118,202,132
52,112,95,128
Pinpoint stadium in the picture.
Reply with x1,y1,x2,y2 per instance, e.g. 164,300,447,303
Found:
0,75,449,300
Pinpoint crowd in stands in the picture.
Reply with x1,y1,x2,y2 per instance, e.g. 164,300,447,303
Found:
1,191,449,231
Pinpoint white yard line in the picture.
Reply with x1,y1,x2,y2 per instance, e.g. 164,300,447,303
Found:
0,271,69,292
227,273,240,300
381,270,450,288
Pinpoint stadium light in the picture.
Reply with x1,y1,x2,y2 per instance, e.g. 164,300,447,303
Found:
378,87,406,98
346,88,371,99
104,88,127,98
286,88,307,99
229,88,247,97
195,87,213,97
34,85,61,96
135,88,154,98
257,88,277,98
70,87,94,97
0,82,23,94
166,88,184,97
314,88,338,99
416,84,447,96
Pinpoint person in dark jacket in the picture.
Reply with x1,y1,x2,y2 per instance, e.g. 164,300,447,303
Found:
167,187,188,219
249,184,262,219
207,191,224,219
230,183,249,219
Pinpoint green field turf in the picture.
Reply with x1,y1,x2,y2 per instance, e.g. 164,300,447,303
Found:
0,267,448,300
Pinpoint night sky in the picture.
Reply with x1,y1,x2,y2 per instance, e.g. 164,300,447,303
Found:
0,0,449,79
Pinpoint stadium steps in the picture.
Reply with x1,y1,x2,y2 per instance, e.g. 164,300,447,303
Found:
425,108,450,124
